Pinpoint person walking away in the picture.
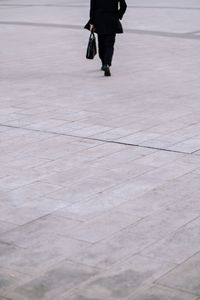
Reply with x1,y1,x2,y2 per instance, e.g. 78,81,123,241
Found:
85,0,127,77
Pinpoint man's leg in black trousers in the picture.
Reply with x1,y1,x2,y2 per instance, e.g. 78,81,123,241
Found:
97,34,116,76
104,34,116,67
97,34,106,66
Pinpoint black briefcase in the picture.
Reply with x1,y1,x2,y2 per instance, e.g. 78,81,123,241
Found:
86,32,97,60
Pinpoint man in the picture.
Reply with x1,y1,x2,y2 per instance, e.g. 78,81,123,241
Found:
85,0,127,76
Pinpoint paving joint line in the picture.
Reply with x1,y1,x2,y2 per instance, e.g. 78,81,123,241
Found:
155,282,200,297
125,28,200,40
1,4,200,10
0,123,194,156
0,21,200,41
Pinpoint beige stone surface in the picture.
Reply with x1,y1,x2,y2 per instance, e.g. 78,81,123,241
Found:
0,0,200,299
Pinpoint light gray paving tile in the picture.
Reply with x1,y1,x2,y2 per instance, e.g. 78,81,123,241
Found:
26,135,86,153
70,163,154,190
19,196,68,211
0,126,11,133
89,147,155,170
53,192,132,222
41,166,119,188
113,169,196,216
31,159,76,177
0,189,33,208
0,173,41,191
156,251,200,295
113,170,200,217
167,138,200,153
0,166,17,179
69,228,157,269
145,118,193,135
153,131,199,147
180,154,200,165
0,129,34,143
51,122,91,134
7,261,99,300
110,164,153,184
139,136,183,151
114,197,164,219
127,285,199,300
34,147,85,161
1,133,42,147
175,124,200,138
76,143,127,161
17,130,55,142
2,117,33,128
164,191,200,216
69,125,112,137
63,255,175,300
48,177,118,205
0,242,22,260
1,156,52,170
23,119,67,131
117,132,162,145
193,167,200,175
53,110,94,122
139,138,178,149
106,162,155,182
152,172,200,201
0,215,82,247
141,217,200,264
0,220,18,235
91,128,134,141
65,211,140,243
117,208,198,241
103,180,155,203
134,160,198,187
69,137,104,148
133,151,184,167
0,242,26,274
4,181,62,204
41,167,90,187
59,293,105,300
0,234,91,274
0,142,36,159
0,268,32,295
0,205,54,226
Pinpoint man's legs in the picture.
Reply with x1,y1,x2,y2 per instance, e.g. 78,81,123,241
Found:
97,34,106,66
104,34,116,67
97,34,116,67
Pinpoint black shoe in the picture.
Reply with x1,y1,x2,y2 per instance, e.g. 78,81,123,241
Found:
104,65,111,77
101,65,106,71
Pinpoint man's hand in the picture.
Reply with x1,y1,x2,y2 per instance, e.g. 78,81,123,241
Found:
90,24,95,32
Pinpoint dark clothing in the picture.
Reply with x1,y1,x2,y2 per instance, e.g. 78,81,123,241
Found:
85,0,127,68
85,0,127,34
98,34,116,66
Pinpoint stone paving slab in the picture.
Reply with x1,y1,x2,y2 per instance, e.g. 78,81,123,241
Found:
127,285,200,300
0,0,200,299
156,251,200,295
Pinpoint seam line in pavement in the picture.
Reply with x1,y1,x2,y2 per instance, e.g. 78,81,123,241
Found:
0,123,194,155
0,21,200,41
1,4,200,10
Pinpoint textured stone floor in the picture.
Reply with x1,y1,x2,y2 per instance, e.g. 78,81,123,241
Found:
0,0,200,299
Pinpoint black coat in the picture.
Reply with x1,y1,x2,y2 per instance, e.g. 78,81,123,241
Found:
85,0,127,34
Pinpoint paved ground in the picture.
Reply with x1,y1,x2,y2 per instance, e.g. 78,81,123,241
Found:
0,0,200,299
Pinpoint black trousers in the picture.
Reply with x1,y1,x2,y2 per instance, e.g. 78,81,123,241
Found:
97,34,116,67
